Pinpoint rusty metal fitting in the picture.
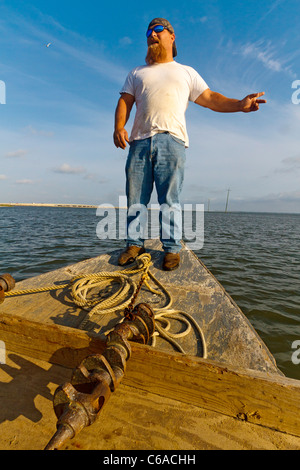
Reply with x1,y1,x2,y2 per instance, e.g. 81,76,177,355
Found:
0,273,15,304
44,303,155,450
111,303,155,359
44,379,111,450
122,302,155,344
0,273,15,292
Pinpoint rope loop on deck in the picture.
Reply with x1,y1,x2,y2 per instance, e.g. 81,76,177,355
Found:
5,252,207,357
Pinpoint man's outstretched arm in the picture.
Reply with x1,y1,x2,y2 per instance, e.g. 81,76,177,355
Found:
113,93,135,149
195,89,266,113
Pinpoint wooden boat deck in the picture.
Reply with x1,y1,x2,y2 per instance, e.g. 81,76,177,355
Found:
1,240,281,374
1,240,300,450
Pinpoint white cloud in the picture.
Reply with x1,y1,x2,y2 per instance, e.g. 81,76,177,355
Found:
52,163,86,174
1,8,128,86
189,16,208,24
15,179,35,184
240,40,296,77
119,36,133,47
258,0,285,22
50,38,128,85
234,190,300,211
241,41,282,72
0,174,8,180
83,174,109,184
5,149,28,158
25,125,54,137
275,155,300,174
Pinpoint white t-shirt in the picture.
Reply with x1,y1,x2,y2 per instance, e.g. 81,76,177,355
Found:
120,61,209,147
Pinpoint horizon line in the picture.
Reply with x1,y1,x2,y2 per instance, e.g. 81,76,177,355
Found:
1,202,299,215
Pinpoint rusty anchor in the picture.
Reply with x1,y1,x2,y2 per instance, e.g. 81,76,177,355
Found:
0,274,15,304
44,302,155,450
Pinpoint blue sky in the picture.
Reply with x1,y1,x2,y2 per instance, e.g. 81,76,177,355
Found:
0,0,300,212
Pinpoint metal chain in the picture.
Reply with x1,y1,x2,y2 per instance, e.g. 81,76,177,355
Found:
124,273,147,320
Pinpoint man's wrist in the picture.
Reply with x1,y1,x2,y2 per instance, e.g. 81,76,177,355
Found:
236,100,244,112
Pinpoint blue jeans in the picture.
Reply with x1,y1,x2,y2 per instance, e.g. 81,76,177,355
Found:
125,132,186,253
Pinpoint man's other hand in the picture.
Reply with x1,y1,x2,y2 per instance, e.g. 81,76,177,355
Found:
240,92,267,113
113,128,129,149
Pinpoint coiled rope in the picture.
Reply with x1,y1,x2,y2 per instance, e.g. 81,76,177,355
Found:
5,253,207,357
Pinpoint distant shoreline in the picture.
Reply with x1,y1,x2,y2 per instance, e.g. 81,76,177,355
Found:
0,202,99,208
1,203,299,215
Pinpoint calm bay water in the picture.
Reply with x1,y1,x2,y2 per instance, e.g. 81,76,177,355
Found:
0,206,299,379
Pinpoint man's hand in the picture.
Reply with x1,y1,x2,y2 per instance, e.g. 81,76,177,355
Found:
240,92,267,113
113,93,135,149
113,128,129,149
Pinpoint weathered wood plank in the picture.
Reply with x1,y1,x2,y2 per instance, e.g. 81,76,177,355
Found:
125,345,300,438
0,312,105,368
2,354,299,450
1,312,299,437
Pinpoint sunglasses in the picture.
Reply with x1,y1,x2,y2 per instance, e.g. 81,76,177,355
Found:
146,25,166,38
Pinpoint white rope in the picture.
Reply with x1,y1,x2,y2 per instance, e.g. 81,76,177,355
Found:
73,253,207,358
6,252,207,357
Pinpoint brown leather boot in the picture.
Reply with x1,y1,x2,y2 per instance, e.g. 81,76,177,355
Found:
162,253,180,271
118,245,145,266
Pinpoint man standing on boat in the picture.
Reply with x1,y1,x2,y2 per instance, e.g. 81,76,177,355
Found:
113,18,266,271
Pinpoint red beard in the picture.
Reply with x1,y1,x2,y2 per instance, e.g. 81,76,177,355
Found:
145,42,168,65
